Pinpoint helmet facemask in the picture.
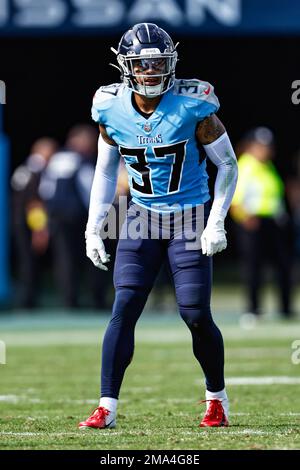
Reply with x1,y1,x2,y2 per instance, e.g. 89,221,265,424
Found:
116,48,178,98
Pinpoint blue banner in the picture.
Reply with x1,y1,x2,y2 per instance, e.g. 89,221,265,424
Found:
0,105,10,306
0,0,300,36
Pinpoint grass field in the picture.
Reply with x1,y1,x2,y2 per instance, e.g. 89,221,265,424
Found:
0,309,300,450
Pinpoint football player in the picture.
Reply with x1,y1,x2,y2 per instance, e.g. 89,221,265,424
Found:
79,23,238,429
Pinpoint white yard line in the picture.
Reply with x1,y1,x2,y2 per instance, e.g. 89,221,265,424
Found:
165,429,286,437
1,376,300,408
0,430,282,438
0,429,119,437
1,323,299,346
0,396,97,404
194,376,300,386
226,377,300,385
0,395,20,403
7,411,295,418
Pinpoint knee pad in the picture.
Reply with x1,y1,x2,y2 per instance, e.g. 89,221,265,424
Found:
176,284,211,327
176,283,208,310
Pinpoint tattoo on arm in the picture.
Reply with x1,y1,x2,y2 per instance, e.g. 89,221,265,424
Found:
99,125,117,146
196,114,226,145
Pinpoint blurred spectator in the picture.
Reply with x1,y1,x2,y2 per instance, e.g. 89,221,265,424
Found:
11,137,58,308
39,124,102,309
231,127,293,320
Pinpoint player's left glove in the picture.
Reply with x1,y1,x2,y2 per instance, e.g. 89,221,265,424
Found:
201,217,227,256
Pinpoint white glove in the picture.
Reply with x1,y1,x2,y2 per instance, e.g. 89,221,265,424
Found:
201,217,227,256
85,232,111,271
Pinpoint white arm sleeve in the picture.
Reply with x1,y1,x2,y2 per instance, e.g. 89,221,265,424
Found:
86,135,120,235
203,132,238,221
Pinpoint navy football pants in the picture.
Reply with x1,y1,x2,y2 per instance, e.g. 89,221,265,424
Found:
101,203,225,397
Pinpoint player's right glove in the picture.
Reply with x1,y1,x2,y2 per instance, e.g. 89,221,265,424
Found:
85,231,111,271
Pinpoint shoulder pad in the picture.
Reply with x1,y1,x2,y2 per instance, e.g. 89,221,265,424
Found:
92,83,124,123
173,78,219,107
93,83,123,107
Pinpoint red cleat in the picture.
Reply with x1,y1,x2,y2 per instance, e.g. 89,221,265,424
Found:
199,399,229,427
78,406,116,429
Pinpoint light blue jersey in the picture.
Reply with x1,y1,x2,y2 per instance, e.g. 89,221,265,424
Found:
92,79,220,212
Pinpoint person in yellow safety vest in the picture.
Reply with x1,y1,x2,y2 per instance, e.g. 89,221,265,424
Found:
231,127,293,320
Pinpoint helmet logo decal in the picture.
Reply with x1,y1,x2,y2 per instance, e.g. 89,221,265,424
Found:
140,48,161,55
